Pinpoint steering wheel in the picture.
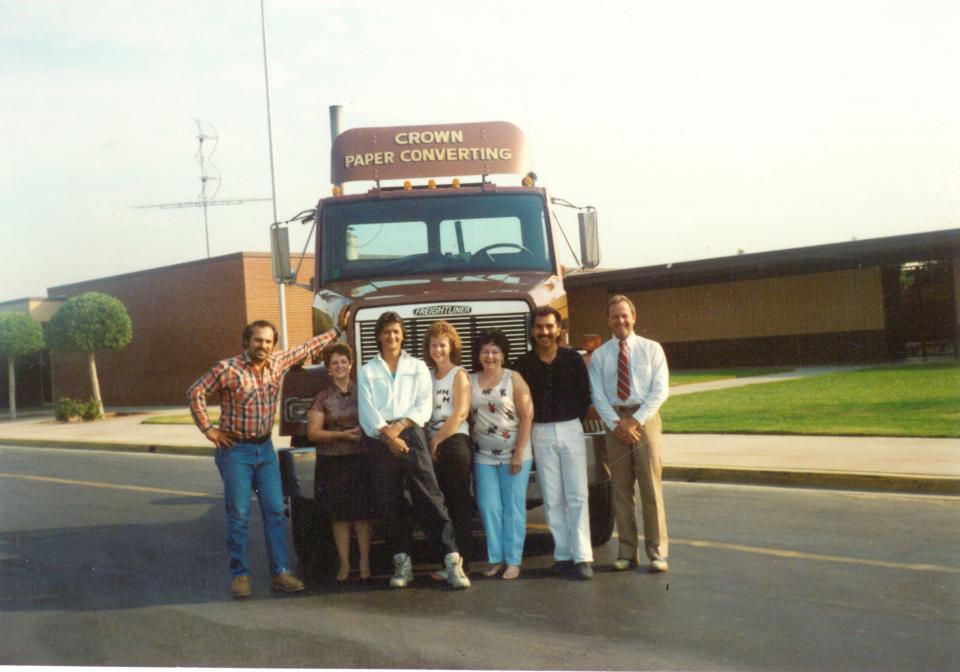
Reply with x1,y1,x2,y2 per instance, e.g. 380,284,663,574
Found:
384,252,445,268
470,243,534,264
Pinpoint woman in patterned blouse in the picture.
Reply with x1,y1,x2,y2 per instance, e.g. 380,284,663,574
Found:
469,329,534,580
306,343,374,583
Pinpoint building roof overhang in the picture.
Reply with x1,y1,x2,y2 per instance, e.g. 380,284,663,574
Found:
565,228,960,292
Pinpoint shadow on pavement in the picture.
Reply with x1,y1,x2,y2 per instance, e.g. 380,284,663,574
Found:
0,504,239,612
0,499,561,611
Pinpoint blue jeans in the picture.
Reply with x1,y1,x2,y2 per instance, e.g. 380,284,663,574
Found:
214,440,289,577
474,459,532,566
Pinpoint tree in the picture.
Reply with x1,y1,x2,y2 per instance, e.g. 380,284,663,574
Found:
46,292,133,417
0,313,46,419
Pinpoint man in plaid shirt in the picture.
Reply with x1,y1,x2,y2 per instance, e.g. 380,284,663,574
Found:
189,320,339,598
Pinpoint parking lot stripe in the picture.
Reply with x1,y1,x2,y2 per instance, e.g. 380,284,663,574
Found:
0,472,217,498
674,538,960,574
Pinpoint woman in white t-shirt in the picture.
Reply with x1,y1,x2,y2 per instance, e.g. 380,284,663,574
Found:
469,329,533,580
424,320,475,572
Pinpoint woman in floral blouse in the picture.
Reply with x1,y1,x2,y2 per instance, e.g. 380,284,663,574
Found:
469,329,533,580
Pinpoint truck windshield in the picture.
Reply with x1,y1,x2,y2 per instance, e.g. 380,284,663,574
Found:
320,193,553,282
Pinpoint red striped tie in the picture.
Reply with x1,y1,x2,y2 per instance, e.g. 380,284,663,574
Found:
617,338,630,401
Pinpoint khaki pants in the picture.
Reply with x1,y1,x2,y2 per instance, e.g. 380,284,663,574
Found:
604,410,668,562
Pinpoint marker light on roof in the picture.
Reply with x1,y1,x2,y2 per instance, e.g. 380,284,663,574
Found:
428,179,437,189
522,175,534,187
452,178,461,188
332,185,342,196
403,180,413,190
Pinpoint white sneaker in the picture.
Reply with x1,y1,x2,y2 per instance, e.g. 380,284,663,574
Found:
650,558,669,573
444,552,471,590
390,553,414,588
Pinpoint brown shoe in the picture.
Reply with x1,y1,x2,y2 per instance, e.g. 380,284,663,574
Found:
270,571,305,593
231,575,252,599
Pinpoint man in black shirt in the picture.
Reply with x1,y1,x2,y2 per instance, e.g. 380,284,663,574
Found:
513,305,594,580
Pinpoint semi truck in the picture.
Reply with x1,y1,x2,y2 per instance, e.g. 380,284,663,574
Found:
274,115,613,575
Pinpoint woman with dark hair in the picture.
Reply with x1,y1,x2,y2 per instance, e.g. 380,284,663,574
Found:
357,311,470,589
306,342,374,583
424,320,475,576
469,329,534,580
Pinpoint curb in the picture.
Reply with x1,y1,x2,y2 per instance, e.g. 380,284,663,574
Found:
664,465,960,496
2,437,958,497
0,438,214,458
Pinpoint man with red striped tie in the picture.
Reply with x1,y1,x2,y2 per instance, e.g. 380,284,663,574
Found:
588,295,670,573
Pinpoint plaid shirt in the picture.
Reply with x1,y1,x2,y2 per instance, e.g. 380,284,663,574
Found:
188,328,339,439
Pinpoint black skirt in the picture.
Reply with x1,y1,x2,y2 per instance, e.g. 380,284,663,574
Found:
314,453,375,522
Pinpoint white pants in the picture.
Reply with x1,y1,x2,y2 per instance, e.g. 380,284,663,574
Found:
532,419,593,563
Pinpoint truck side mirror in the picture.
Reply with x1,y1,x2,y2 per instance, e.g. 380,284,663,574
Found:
271,223,296,284
578,208,600,269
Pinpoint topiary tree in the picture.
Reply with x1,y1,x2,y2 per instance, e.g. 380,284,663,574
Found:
46,292,133,417
0,312,46,419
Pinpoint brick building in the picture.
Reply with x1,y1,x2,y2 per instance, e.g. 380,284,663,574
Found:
566,228,960,368
47,252,316,407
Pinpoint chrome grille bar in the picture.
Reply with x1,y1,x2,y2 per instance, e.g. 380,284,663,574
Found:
357,312,530,366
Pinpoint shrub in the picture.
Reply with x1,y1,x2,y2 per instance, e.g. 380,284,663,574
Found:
80,397,103,421
55,396,103,422
55,397,81,421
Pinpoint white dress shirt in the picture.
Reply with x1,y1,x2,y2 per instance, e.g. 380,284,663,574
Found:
358,349,433,437
588,333,669,430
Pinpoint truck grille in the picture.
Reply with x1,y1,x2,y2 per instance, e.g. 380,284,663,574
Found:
357,312,530,367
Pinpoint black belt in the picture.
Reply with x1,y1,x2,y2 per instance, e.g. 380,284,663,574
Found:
236,432,272,444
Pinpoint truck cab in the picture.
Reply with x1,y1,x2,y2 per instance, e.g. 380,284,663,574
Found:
276,121,611,576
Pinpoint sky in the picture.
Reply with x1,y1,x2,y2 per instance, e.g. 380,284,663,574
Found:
1,0,958,301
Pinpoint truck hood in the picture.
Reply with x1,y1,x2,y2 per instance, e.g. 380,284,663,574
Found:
325,271,562,307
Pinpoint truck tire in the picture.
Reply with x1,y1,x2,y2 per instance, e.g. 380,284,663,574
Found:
290,494,336,582
588,480,614,547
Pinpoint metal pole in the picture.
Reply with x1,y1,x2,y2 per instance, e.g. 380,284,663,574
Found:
330,105,343,199
260,0,288,349
329,105,342,150
202,198,211,258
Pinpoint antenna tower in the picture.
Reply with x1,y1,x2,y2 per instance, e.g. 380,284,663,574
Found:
135,119,271,258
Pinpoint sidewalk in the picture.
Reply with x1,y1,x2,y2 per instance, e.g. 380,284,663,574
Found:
1,406,957,496
668,365,863,396
662,433,959,495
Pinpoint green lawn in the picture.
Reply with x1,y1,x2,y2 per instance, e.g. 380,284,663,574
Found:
670,367,792,386
143,410,219,425
145,363,960,437
144,368,786,425
143,410,282,426
662,362,960,437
